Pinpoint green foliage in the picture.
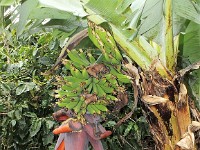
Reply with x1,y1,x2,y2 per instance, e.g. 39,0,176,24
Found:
182,22,200,109
0,30,59,149
1,0,200,149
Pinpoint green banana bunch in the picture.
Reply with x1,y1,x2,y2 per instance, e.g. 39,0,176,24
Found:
87,53,96,64
54,20,133,121
88,20,122,65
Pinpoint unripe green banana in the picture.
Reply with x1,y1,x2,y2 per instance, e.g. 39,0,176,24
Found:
98,77,107,85
93,77,99,84
109,54,119,64
99,82,114,94
87,104,96,114
87,53,96,64
105,74,112,80
74,68,83,78
69,66,77,77
116,74,131,84
96,84,106,97
74,86,83,93
91,104,101,114
55,90,68,98
77,107,86,120
92,82,98,95
109,77,118,88
108,65,120,76
82,68,90,79
103,52,111,62
94,104,108,112
64,76,83,83
66,100,79,110
56,101,68,107
113,48,122,61
67,49,86,66
63,60,71,70
106,95,118,101
72,61,84,70
66,92,79,97
86,82,93,93
73,99,84,113
79,49,90,65
84,77,93,88
62,97,74,103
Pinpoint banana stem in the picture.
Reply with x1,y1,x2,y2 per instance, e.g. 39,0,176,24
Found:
163,0,176,73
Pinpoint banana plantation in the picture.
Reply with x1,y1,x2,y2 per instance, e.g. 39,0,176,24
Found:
0,0,200,150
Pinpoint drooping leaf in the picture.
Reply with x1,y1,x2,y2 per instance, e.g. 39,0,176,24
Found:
85,0,125,26
16,0,38,36
138,0,163,41
29,7,76,20
183,22,200,109
128,0,146,30
174,0,200,24
38,0,88,17
42,19,81,32
135,0,199,44
189,70,200,109
183,22,200,63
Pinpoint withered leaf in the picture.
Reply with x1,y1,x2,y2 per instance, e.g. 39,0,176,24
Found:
86,64,107,77
142,95,169,105
83,94,97,105
113,92,128,111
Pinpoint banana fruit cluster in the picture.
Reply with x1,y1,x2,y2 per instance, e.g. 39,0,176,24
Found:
88,20,122,65
55,23,132,121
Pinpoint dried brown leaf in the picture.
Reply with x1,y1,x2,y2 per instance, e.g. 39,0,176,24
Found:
176,132,194,150
142,95,169,105
84,94,97,105
86,64,107,77
125,63,140,85
176,121,200,149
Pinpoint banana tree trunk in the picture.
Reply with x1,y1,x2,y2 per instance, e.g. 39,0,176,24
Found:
140,70,192,150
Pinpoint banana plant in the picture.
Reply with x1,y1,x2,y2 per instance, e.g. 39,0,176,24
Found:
2,0,200,149
80,0,200,149
36,0,200,149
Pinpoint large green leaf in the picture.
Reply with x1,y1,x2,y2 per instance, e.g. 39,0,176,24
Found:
183,22,200,63
189,70,200,109
16,0,38,36
135,0,200,43
183,22,200,108
174,0,200,24
38,0,87,17
29,7,76,20
138,0,163,41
